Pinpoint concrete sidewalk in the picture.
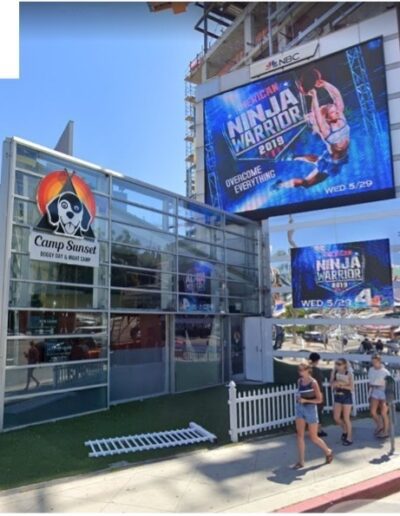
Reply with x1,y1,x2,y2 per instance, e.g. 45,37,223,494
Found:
0,418,399,513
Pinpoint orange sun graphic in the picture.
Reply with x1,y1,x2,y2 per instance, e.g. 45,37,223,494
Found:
36,170,96,221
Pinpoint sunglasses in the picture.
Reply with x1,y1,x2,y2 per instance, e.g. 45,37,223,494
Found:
335,362,345,366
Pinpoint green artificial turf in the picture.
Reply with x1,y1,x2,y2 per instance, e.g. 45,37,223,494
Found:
0,386,230,491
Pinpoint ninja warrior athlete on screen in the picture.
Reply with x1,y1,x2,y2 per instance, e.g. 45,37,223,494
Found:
274,70,350,189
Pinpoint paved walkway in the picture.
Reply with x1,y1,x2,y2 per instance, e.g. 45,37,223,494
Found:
0,418,399,513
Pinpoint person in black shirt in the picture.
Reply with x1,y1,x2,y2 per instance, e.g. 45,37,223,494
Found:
375,339,384,353
309,352,327,437
361,338,373,354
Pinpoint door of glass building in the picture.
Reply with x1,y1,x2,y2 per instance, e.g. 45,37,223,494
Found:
110,314,167,402
230,316,244,378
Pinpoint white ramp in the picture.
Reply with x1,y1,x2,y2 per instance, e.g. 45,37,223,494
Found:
85,422,217,458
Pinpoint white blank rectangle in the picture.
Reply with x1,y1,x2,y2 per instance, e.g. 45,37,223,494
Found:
0,0,19,78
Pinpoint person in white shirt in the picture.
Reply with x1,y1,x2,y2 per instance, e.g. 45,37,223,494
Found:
368,354,390,438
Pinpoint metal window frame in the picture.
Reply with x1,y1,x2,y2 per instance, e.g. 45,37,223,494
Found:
0,139,16,430
5,379,108,400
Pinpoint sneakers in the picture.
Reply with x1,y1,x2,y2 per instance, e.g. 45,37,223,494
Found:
318,430,328,437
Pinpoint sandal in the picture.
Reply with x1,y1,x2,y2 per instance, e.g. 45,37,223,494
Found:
377,433,389,439
325,452,334,464
342,439,353,446
291,462,304,470
374,427,384,436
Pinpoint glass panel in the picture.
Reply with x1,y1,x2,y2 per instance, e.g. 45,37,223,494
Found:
177,218,224,245
178,294,219,313
99,242,109,263
5,361,107,397
15,170,40,197
175,316,222,391
6,337,107,366
178,237,224,262
94,195,109,218
16,144,109,193
225,248,257,268
178,200,223,227
225,216,258,239
9,281,108,310
112,178,175,213
177,260,224,312
111,266,175,291
8,310,107,337
91,217,109,240
11,225,29,252
228,297,259,314
225,232,258,253
3,386,107,429
227,281,257,297
111,243,176,271
112,200,175,232
111,221,176,253
178,256,224,279
227,265,258,283
10,254,108,286
13,199,39,226
111,289,176,310
110,315,166,401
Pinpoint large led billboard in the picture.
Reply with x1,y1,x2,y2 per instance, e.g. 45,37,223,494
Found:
204,37,394,219
291,239,393,309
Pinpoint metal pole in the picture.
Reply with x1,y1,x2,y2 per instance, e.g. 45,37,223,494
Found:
204,4,208,52
267,2,272,56
389,401,396,455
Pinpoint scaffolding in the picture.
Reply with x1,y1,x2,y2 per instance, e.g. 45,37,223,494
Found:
346,44,384,138
185,80,197,198
204,111,222,209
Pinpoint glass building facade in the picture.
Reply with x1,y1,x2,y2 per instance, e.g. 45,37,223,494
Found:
0,138,261,430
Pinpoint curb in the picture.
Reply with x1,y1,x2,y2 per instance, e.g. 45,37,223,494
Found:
276,469,400,513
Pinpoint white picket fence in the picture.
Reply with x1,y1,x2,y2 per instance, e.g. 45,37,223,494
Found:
228,374,400,442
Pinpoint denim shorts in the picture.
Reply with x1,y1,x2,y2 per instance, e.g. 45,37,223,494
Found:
370,387,386,401
295,403,319,424
334,391,353,405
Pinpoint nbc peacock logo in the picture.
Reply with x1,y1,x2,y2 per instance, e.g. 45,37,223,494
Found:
36,170,96,239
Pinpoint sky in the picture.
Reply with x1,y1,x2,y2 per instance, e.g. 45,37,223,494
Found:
0,2,204,195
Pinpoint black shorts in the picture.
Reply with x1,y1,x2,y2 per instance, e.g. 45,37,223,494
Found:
334,391,353,405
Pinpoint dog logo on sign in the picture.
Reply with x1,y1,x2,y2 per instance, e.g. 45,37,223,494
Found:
36,170,96,239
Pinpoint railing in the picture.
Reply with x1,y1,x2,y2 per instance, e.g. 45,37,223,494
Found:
228,374,400,442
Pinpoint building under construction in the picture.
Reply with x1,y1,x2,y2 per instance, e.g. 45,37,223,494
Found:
184,2,396,198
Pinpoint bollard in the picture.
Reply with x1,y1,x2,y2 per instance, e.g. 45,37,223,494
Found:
228,380,238,443
389,401,396,455
385,375,397,456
